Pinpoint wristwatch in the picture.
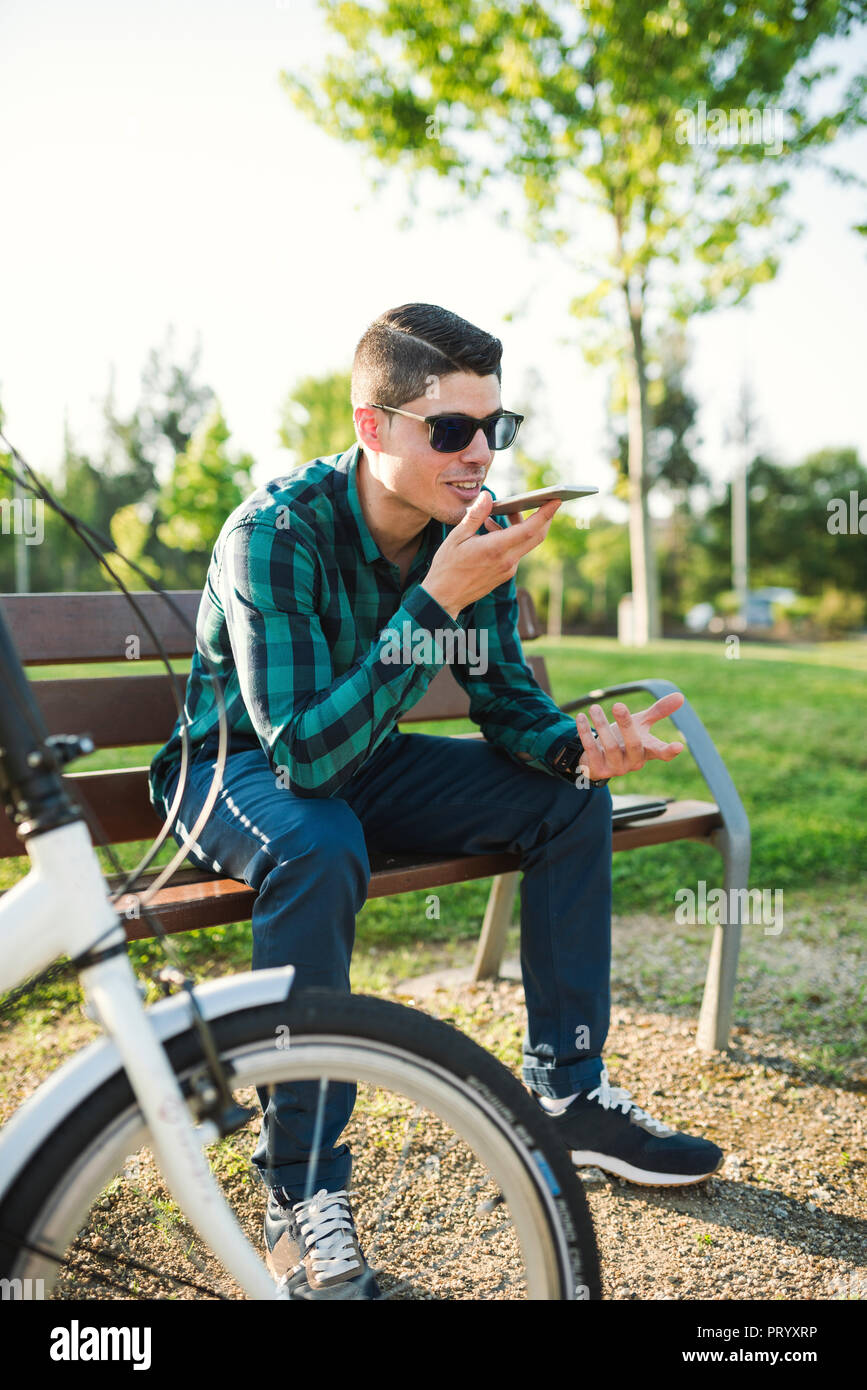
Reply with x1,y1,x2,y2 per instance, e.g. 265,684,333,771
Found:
547,735,611,788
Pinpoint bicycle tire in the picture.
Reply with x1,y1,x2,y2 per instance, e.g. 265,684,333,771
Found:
0,989,601,1301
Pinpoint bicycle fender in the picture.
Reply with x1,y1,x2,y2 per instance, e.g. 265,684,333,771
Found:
0,965,295,1202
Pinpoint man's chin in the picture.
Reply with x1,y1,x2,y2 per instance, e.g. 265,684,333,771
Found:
432,500,475,527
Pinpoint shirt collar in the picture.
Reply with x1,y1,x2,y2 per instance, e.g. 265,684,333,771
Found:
339,442,382,564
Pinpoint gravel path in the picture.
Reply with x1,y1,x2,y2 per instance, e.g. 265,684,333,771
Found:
414,977,866,1301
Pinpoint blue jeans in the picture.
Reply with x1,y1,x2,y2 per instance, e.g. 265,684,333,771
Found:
158,731,612,1199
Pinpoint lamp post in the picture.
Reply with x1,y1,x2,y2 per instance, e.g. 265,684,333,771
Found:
726,380,757,629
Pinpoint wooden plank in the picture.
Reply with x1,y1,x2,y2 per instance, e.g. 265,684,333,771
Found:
0,728,722,864
516,588,541,640
119,848,526,941
610,799,722,849
1,591,201,665
24,653,550,748
31,674,183,747
1,586,539,666
0,769,164,858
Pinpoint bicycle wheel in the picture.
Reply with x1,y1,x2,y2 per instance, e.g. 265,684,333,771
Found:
0,989,600,1301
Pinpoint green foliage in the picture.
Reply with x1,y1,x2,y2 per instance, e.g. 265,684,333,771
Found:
774,587,867,638
284,0,867,336
156,406,255,581
278,370,355,465
704,448,867,600
0,336,254,595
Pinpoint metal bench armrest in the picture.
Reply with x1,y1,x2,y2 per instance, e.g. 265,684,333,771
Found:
560,678,751,1052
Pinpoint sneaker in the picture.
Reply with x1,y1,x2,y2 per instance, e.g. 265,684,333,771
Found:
265,1186,382,1299
542,1067,724,1187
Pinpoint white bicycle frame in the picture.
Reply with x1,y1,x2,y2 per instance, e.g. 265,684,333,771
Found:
0,816,290,1299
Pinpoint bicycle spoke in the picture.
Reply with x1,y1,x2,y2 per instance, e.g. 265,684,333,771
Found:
302,1076,330,1203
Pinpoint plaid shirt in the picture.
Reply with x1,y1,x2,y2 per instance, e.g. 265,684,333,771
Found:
149,443,577,807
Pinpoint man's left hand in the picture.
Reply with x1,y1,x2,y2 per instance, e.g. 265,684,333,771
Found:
576,692,686,782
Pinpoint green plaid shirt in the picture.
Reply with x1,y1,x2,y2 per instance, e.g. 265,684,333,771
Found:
149,443,577,807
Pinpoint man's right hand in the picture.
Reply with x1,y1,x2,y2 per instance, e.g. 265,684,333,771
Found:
422,491,561,620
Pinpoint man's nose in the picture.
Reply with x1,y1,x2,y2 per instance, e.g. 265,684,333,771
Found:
461,428,492,466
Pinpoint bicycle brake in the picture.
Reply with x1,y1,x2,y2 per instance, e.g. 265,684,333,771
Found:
157,966,257,1138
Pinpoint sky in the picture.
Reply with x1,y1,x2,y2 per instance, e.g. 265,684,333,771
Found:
2,0,866,521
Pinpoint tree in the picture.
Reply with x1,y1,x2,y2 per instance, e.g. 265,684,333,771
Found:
104,331,217,570
154,406,256,588
704,447,867,600
609,328,707,624
282,0,867,643
105,331,216,494
278,370,355,465
0,396,13,592
513,446,590,635
579,520,632,630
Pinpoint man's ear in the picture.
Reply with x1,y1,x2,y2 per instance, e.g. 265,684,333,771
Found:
354,404,386,454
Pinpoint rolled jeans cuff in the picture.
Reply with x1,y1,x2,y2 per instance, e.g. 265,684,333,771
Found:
522,1057,604,1098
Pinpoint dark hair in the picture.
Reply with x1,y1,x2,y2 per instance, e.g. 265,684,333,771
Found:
351,303,503,409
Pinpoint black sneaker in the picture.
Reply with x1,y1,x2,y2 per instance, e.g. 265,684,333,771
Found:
542,1067,724,1187
265,1186,382,1300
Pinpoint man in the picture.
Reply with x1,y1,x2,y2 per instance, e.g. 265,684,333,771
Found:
149,303,723,1300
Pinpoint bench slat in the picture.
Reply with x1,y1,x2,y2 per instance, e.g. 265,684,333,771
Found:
2,587,541,665
2,591,202,664
21,656,552,752
32,674,184,748
118,850,526,941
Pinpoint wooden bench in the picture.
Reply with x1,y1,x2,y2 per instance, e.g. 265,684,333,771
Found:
0,588,750,1052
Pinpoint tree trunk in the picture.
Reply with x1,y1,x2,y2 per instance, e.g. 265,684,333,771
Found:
625,299,660,645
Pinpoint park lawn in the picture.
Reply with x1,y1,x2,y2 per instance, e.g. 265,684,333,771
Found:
0,635,864,1019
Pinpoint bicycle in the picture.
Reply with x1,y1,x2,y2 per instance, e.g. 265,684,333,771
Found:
0,436,600,1302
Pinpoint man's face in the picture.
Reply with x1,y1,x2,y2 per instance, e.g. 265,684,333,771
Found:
358,371,503,528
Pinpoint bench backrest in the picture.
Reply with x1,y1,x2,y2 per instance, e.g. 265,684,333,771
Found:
0,588,548,858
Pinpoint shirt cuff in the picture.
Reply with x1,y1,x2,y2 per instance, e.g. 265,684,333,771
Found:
525,718,583,770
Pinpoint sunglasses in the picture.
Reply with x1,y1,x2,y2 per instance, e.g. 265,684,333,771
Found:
369,404,524,454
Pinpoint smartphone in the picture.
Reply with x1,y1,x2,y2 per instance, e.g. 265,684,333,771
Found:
489,485,598,516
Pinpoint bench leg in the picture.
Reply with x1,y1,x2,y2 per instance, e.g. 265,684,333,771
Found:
695,828,751,1054
472,872,520,981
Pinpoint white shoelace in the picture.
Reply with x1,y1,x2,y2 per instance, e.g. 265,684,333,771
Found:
585,1066,675,1136
292,1189,363,1281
